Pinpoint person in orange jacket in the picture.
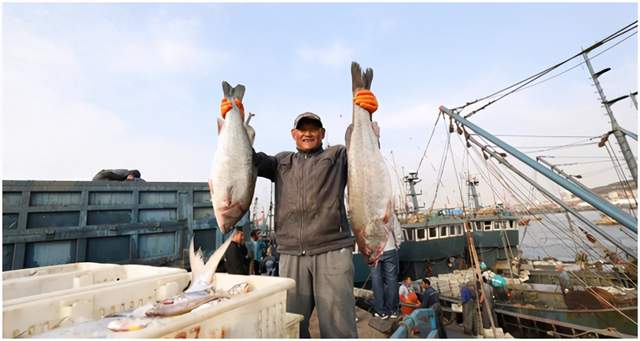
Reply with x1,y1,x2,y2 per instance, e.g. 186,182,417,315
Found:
399,276,421,316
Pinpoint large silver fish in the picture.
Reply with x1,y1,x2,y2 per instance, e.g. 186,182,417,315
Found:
144,231,236,317
38,233,245,336
209,81,257,233
346,62,395,264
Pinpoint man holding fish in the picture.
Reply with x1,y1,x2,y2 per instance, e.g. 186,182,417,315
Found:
212,62,398,338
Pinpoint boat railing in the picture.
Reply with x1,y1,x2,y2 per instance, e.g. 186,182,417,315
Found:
390,308,439,338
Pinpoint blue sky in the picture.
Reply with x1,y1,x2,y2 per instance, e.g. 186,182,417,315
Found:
3,2,637,211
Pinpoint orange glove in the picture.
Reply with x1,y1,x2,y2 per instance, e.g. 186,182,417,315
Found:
220,98,245,118
353,89,378,114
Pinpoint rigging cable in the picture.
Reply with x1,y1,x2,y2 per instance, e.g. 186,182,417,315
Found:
483,134,598,139
469,133,632,268
480,151,636,284
603,142,638,218
428,118,452,212
473,133,638,277
454,21,637,118
458,133,591,259
516,30,638,93
447,129,468,213
416,113,442,175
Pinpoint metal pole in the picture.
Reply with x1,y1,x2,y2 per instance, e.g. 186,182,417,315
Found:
617,126,638,141
464,133,637,259
583,51,638,184
439,106,637,233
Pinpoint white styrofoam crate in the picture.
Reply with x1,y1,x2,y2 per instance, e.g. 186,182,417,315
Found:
3,271,190,338
284,312,304,339
3,263,185,303
3,263,107,281
109,274,295,339
5,272,295,339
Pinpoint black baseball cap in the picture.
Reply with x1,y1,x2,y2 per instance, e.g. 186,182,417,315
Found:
293,112,323,129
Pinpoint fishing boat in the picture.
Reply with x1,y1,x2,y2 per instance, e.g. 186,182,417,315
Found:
353,175,521,285
355,21,638,338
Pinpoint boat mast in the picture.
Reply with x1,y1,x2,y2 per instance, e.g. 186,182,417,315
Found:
467,176,481,213
268,182,274,236
251,197,259,226
404,172,424,213
439,106,637,234
582,51,638,185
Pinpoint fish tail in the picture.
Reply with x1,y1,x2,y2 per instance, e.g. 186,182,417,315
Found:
221,81,246,101
351,62,374,94
202,229,237,283
189,239,205,276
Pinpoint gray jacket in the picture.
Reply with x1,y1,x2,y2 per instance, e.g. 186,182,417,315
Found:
253,145,354,256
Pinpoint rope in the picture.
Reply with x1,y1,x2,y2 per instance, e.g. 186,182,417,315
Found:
428,122,452,212
466,134,625,272
463,137,639,323
416,112,442,174
603,142,637,218
456,22,638,118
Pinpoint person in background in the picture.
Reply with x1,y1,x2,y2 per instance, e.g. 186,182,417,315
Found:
480,276,498,329
399,276,421,316
92,169,145,182
420,278,447,338
250,230,267,275
556,262,573,295
369,215,402,320
125,170,145,181
246,230,256,275
223,227,249,275
460,280,480,336
262,246,277,276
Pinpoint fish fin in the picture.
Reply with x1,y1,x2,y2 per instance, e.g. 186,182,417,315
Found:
350,61,374,94
189,239,205,277
345,123,353,150
245,112,255,125
245,123,256,145
217,118,224,134
202,229,237,284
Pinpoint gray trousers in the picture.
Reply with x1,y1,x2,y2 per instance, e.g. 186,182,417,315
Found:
462,300,480,335
280,248,358,338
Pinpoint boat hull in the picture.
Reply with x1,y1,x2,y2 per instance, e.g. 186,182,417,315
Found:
497,303,638,336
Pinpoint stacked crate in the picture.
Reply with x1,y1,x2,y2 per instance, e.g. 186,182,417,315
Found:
429,269,475,299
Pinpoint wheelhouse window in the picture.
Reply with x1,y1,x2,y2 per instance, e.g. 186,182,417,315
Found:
417,228,427,241
456,225,463,235
508,220,516,229
403,229,414,241
474,222,482,231
440,226,448,238
449,225,456,236
499,221,507,229
483,221,492,231
429,227,438,239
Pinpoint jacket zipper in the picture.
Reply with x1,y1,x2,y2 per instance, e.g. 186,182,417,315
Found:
299,153,306,255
